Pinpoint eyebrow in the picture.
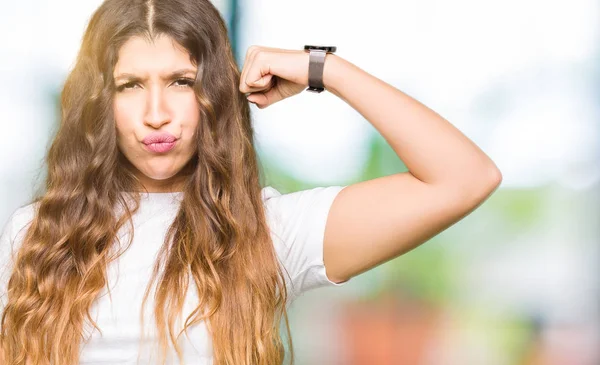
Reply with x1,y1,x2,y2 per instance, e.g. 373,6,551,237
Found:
114,68,197,82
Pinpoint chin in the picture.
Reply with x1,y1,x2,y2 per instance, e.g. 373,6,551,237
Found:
134,163,175,178
144,171,180,181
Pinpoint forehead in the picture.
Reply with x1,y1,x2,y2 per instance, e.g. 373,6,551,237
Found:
113,35,195,75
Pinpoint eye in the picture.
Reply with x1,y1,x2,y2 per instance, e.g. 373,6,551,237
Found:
173,78,195,88
116,82,138,92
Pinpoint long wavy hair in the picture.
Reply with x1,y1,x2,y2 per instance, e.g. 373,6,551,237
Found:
0,0,294,364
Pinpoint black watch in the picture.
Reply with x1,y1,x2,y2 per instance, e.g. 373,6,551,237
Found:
304,45,337,93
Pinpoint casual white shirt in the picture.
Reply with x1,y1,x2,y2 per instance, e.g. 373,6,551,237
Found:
0,185,349,364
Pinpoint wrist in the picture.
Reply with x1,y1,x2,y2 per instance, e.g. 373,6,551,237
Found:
322,54,345,95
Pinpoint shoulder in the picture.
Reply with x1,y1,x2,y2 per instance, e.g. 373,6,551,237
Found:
259,185,349,303
260,185,282,202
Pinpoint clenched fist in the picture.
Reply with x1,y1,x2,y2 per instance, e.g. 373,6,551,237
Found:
239,45,312,109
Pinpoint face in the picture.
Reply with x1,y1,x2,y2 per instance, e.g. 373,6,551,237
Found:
113,34,200,193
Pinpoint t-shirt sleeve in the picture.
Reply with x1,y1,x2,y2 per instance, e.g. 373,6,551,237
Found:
262,185,351,305
0,205,35,316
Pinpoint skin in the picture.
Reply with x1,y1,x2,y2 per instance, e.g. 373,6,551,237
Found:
112,34,200,193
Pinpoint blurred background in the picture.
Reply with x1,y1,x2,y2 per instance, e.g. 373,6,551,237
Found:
0,0,598,364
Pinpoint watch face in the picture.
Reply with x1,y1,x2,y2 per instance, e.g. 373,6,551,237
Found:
304,45,337,53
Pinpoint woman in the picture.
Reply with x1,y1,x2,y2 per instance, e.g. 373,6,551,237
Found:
0,0,502,364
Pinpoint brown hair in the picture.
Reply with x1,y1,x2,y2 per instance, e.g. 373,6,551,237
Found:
0,0,293,364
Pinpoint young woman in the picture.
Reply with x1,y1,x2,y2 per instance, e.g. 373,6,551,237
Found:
0,0,502,364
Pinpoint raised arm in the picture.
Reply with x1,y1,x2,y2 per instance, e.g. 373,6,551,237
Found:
239,46,502,284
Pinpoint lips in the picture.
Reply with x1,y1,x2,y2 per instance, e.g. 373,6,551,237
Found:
142,132,178,153
142,132,177,145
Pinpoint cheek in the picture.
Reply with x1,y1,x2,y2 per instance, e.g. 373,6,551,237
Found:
113,100,139,140
178,98,201,130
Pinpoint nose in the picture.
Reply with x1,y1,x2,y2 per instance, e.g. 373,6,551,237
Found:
144,86,170,128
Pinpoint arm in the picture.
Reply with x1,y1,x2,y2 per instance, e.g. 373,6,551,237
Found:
320,54,502,283
240,46,502,284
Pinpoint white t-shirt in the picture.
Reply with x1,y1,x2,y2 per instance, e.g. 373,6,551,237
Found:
0,185,349,364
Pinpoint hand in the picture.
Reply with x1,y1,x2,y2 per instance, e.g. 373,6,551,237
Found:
239,45,310,109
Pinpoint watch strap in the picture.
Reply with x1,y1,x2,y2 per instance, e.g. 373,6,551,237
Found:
304,45,336,93
307,50,327,93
